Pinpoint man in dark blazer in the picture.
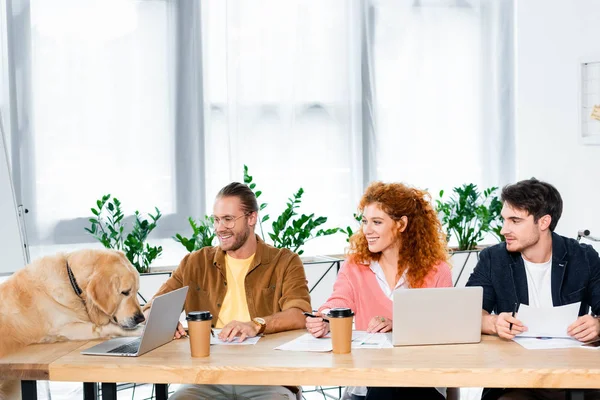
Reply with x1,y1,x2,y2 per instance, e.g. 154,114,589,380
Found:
467,178,600,400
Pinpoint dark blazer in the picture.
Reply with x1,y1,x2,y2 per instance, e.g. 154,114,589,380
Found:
467,232,600,316
466,232,600,400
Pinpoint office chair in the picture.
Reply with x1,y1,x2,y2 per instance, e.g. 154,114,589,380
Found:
577,229,600,243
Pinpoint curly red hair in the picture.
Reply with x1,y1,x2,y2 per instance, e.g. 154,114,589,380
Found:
348,181,449,288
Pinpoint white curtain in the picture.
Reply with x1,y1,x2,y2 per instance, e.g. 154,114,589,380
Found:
0,2,10,149
1,0,28,187
10,0,200,265
28,0,176,235
3,0,514,265
201,0,365,256
202,0,514,254
369,0,514,192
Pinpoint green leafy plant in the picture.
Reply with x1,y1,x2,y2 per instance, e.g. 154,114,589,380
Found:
243,165,270,240
435,184,501,251
488,196,504,242
85,194,163,273
268,188,341,255
244,165,342,255
173,216,216,252
343,213,363,243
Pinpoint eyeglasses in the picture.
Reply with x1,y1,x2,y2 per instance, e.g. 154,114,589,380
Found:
212,212,251,229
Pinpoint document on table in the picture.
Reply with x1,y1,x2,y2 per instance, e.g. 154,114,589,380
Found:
513,336,600,350
210,329,261,345
275,333,333,352
275,331,393,352
351,331,393,349
516,302,580,338
513,337,584,350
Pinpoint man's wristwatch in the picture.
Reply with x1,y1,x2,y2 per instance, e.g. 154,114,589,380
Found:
252,317,266,335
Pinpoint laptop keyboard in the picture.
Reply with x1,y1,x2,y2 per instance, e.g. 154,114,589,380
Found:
108,338,141,354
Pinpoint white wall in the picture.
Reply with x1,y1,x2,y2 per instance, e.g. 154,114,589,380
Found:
516,1,600,246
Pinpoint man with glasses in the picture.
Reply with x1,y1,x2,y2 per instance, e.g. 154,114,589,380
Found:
143,182,311,400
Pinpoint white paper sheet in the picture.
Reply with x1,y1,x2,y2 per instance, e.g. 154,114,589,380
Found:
275,331,393,352
512,337,584,350
513,336,600,350
351,331,393,349
210,329,261,345
516,302,580,338
275,333,333,352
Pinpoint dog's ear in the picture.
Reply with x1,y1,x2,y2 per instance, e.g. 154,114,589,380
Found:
87,273,120,317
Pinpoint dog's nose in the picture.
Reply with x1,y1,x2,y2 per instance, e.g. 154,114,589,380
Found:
134,313,145,324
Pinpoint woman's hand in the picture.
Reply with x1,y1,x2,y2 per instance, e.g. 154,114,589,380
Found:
367,315,392,333
305,312,330,338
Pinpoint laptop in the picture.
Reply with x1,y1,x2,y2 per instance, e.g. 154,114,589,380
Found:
81,286,188,357
392,286,483,346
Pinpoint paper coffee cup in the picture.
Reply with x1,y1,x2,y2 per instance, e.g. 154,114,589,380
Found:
186,311,212,357
328,308,354,354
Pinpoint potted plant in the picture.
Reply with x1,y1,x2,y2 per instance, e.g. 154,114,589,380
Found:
435,184,503,286
435,184,502,251
243,165,270,240
243,165,342,256
85,194,163,274
342,213,363,243
173,216,216,252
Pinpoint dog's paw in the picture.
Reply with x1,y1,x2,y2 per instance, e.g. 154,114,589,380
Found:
120,324,145,337
96,323,140,338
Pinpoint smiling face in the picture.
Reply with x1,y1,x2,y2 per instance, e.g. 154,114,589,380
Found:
361,203,404,255
213,196,256,252
500,202,551,254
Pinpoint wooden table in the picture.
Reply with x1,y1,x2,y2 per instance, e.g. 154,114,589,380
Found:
0,341,88,399
3,331,600,400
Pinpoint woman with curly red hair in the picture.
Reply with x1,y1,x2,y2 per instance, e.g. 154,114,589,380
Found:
306,181,453,400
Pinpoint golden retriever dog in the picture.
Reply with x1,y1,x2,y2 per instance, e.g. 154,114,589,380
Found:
0,249,146,399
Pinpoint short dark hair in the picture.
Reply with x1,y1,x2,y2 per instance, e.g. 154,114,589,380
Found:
501,178,563,231
216,182,258,214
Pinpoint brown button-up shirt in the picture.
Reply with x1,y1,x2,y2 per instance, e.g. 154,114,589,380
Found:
145,235,312,325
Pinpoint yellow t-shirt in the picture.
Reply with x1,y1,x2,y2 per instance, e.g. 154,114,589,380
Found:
216,253,254,328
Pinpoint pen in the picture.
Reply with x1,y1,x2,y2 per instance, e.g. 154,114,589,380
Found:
509,302,518,332
303,312,329,323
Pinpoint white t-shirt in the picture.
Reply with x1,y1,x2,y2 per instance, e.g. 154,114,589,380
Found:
523,256,553,308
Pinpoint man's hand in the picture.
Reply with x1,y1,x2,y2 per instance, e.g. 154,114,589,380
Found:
495,312,527,340
218,320,259,343
568,315,600,342
306,312,329,338
173,322,187,339
367,316,392,333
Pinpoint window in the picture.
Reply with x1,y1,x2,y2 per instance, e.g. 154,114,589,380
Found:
8,0,513,263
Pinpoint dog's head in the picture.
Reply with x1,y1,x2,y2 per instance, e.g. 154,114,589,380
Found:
69,249,145,329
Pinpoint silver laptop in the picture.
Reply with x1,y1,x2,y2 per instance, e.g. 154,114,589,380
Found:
81,286,188,357
392,286,482,346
